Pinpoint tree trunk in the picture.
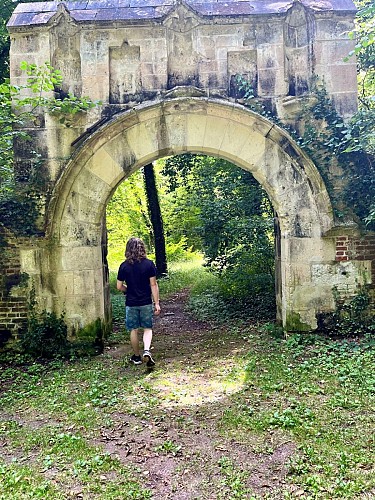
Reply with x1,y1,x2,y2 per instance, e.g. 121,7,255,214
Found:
143,163,167,277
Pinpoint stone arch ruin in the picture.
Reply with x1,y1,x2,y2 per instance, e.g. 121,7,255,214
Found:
1,0,374,346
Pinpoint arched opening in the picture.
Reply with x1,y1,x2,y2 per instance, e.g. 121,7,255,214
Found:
106,154,277,330
45,98,335,333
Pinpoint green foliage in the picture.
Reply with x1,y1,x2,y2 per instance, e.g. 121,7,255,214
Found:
217,457,255,499
0,62,100,237
161,155,277,321
0,80,23,195
163,154,274,268
0,300,374,498
16,61,99,126
164,237,200,263
111,293,125,326
157,259,206,299
261,322,285,339
347,1,375,108
318,285,375,336
106,170,152,269
21,308,69,359
108,155,276,322
187,264,275,323
236,73,375,229
19,60,62,94
154,440,182,456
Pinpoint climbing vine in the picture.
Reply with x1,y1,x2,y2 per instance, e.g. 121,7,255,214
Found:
235,75,375,229
0,62,100,237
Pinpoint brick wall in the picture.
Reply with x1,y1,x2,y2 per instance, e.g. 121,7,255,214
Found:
335,234,375,287
0,236,28,348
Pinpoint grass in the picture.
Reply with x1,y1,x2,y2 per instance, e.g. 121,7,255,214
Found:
1,260,375,498
218,331,375,498
1,331,374,498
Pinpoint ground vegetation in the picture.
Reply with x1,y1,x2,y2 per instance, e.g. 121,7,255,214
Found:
1,262,374,499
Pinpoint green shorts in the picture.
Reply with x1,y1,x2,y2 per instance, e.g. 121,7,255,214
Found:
126,304,153,330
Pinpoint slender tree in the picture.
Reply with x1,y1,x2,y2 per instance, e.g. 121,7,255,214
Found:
143,163,167,276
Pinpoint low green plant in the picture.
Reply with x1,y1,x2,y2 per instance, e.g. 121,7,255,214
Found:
154,440,182,456
111,293,125,325
187,264,275,323
217,456,256,499
261,322,285,339
21,308,68,359
318,284,375,336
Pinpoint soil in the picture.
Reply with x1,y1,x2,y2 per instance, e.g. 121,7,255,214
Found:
102,291,297,499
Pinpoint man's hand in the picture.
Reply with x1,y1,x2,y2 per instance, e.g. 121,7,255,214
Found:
117,279,127,294
154,303,161,315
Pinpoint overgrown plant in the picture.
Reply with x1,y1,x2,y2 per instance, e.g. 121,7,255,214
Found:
17,61,99,126
21,287,69,358
235,74,375,229
0,62,100,236
317,284,375,336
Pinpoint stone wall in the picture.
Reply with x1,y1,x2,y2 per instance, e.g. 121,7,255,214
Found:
335,234,375,289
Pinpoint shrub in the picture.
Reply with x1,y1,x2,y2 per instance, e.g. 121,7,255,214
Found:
317,285,375,336
21,310,69,358
187,267,276,323
165,238,200,263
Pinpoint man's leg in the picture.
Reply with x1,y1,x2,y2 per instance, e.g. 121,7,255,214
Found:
143,328,155,366
143,328,152,352
130,328,140,356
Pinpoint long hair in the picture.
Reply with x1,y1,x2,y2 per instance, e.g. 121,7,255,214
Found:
125,237,147,264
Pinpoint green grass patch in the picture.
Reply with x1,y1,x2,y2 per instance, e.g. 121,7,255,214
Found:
1,260,374,498
219,332,375,498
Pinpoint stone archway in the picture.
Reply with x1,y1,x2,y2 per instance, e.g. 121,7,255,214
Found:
41,97,334,333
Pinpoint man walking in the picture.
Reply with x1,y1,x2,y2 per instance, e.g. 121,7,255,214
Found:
117,237,161,366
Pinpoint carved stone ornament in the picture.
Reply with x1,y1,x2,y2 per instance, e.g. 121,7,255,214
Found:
164,85,206,98
50,2,82,97
163,2,201,33
48,2,77,31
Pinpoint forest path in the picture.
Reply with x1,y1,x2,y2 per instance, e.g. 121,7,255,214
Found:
104,291,294,499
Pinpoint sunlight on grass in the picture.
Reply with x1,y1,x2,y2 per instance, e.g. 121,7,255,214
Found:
158,257,206,299
1,297,375,498
149,359,247,408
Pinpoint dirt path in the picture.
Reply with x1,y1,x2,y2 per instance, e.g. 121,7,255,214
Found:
104,291,295,499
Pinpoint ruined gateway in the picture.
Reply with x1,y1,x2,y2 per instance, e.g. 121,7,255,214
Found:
1,0,374,345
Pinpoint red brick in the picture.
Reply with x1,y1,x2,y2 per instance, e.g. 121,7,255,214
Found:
336,256,349,261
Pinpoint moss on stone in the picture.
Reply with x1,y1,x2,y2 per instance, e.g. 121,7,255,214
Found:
285,311,311,332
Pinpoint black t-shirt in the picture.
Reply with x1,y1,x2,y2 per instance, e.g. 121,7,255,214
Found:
117,258,157,307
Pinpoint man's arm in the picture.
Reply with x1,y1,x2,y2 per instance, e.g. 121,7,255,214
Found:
150,276,161,315
116,280,127,294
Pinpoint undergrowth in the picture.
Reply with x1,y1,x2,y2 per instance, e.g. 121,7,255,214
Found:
1,316,374,498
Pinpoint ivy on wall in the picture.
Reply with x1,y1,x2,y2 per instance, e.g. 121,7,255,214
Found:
235,75,375,230
0,62,100,238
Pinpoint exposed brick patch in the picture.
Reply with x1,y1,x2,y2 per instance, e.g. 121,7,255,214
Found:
0,234,29,347
336,234,375,287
